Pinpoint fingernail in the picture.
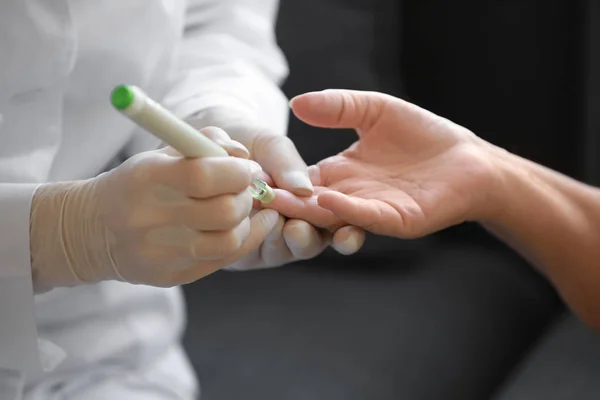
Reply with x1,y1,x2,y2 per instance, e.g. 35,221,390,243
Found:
336,236,361,255
286,225,310,248
261,209,280,231
282,171,314,196
343,236,360,253
307,165,321,186
334,227,364,255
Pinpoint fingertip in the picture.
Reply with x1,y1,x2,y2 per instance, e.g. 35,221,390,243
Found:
246,160,263,180
282,219,313,247
307,165,322,186
332,226,365,255
220,209,281,267
255,209,280,232
289,92,317,110
283,219,327,259
289,91,326,121
279,171,314,196
317,191,364,232
196,126,230,145
216,139,249,159
317,190,344,210
252,133,313,196
288,95,299,108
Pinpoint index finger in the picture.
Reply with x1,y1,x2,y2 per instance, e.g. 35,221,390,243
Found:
151,155,262,199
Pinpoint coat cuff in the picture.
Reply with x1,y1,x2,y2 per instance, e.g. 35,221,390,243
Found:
0,184,42,372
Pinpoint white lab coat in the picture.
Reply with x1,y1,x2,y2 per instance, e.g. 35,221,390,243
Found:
0,1,288,399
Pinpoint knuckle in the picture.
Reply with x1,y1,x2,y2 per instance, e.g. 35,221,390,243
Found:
127,153,161,183
217,195,245,226
336,91,352,125
221,228,245,253
185,160,212,196
126,207,158,229
283,222,314,247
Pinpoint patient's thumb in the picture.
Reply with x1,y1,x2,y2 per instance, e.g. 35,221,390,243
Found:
290,90,386,133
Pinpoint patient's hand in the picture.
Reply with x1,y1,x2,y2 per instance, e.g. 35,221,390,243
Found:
264,90,500,239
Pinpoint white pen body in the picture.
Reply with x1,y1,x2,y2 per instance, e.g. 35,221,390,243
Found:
120,86,228,159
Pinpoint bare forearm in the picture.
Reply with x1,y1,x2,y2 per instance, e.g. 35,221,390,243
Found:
483,147,600,328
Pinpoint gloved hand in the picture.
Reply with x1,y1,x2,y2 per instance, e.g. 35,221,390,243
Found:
186,108,366,269
30,129,279,292
225,191,364,271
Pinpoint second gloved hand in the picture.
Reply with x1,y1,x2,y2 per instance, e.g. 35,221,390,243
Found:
223,208,364,271
186,108,366,265
30,140,279,292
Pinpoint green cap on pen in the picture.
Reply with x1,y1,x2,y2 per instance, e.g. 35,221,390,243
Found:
111,85,135,110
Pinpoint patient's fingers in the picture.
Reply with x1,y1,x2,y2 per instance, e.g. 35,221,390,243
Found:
318,191,407,237
262,187,345,231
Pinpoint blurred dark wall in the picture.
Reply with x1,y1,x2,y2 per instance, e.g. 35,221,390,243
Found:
401,0,585,179
276,0,403,166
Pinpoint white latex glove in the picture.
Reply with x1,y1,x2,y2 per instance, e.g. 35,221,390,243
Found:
30,131,279,292
224,209,364,270
187,111,366,270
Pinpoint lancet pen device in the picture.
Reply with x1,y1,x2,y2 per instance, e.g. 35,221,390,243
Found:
111,85,275,203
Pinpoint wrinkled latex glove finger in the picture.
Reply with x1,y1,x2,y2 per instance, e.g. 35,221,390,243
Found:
157,127,248,159
186,108,312,195
258,213,296,267
188,209,280,277
331,226,365,255
186,123,250,159
223,211,292,271
150,151,262,198
282,219,329,260
251,133,314,196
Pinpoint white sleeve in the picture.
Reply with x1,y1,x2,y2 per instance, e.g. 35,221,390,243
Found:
122,0,289,158
0,184,42,372
163,0,290,134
